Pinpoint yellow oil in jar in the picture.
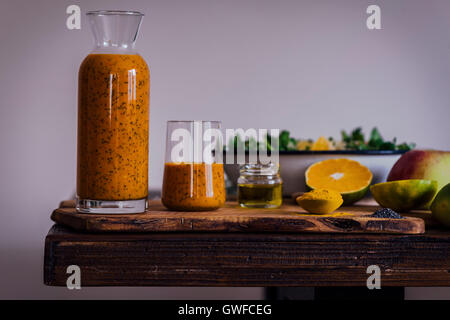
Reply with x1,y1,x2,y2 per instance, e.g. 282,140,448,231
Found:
238,183,282,208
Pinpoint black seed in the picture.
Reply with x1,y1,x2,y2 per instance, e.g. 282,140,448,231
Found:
370,208,405,219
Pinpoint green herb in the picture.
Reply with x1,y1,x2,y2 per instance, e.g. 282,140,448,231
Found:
397,142,416,150
368,127,383,149
227,127,415,152
341,127,415,151
351,127,365,144
279,130,290,151
341,130,351,143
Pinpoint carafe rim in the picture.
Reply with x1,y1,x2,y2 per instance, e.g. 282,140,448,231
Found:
86,10,144,17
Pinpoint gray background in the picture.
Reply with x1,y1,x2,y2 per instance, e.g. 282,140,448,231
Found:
0,0,449,299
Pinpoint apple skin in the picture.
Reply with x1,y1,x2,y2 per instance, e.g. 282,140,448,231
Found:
431,183,450,227
387,150,450,193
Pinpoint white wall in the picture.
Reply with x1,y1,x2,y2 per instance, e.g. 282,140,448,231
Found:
0,0,449,299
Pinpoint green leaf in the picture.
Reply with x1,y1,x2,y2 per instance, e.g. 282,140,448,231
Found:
351,127,365,143
279,130,290,151
229,134,244,152
355,142,369,150
380,141,396,150
264,133,272,151
368,127,383,148
247,136,258,151
396,142,415,151
341,130,351,143
287,137,297,151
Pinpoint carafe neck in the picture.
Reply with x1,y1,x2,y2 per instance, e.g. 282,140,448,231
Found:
87,10,144,54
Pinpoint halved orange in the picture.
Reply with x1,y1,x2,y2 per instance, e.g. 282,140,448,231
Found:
305,158,373,205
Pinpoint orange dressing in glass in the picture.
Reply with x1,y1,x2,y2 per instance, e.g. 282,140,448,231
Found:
162,163,226,211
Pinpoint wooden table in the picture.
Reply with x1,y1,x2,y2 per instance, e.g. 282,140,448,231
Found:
44,214,450,288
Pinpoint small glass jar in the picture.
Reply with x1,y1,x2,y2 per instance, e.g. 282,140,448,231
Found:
237,163,282,208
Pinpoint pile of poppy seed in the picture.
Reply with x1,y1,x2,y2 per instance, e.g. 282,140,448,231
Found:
370,208,405,219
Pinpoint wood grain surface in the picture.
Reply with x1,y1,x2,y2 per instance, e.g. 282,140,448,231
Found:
44,224,450,287
52,200,425,234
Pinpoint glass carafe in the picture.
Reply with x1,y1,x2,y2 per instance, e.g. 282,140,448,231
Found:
76,11,150,214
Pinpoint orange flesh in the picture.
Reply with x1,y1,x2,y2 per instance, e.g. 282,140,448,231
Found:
77,54,150,200
306,159,372,193
162,163,226,211
311,136,332,151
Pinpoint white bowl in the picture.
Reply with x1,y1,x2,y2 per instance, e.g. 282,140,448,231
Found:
224,150,406,196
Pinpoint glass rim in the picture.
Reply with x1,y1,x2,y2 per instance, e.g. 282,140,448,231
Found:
86,10,144,17
167,120,221,124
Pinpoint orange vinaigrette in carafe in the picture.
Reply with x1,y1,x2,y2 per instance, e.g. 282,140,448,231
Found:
76,11,150,213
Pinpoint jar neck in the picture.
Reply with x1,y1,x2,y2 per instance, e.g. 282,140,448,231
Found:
240,163,280,176
238,164,282,185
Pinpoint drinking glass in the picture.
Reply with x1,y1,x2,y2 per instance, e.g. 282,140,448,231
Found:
161,121,226,211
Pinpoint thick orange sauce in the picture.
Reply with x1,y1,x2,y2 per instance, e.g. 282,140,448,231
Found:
162,163,226,211
77,54,150,200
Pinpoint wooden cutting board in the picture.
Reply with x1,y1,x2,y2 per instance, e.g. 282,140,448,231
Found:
51,200,425,234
